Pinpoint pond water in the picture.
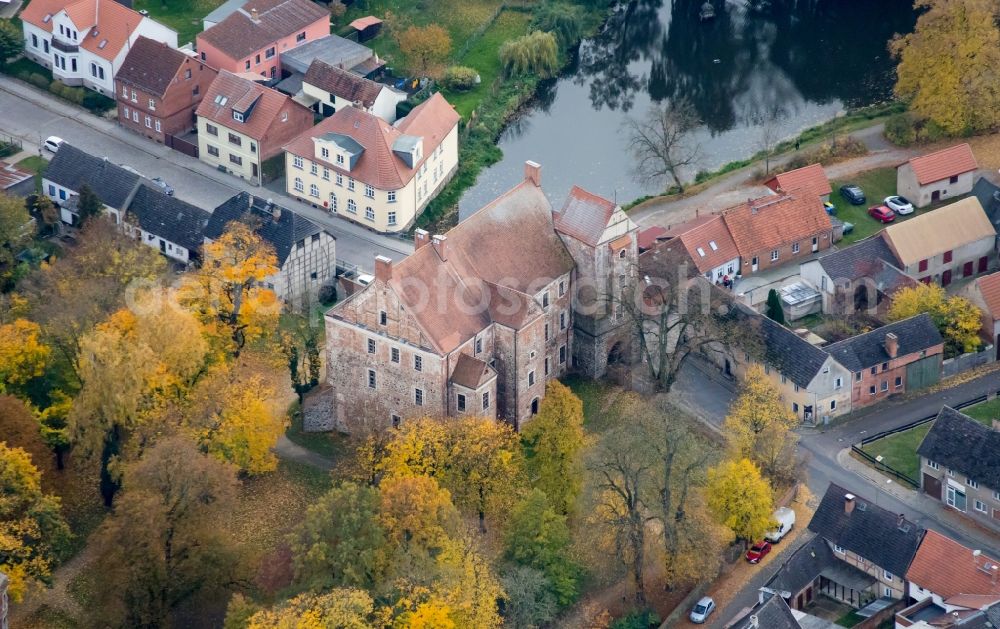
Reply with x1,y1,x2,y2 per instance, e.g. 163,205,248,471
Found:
458,0,916,218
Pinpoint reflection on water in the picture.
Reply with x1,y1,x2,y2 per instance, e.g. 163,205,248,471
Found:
459,0,915,218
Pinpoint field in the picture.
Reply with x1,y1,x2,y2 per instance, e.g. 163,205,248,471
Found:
133,0,224,46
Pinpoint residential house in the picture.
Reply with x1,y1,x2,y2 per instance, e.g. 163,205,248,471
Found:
659,214,741,284
283,92,459,233
764,163,832,202
123,184,210,264
730,594,805,629
20,0,177,96
115,37,218,144
204,192,336,308
323,163,636,432
722,190,834,276
42,143,141,225
196,71,314,184
897,144,978,208
195,0,329,80
299,59,405,121
916,406,1000,532
0,161,35,197
761,535,840,612
800,235,918,317
808,484,925,603
960,271,1000,352
824,314,944,410
881,197,996,287
900,529,1000,625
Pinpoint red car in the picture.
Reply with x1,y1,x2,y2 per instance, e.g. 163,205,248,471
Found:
746,541,772,563
868,205,896,223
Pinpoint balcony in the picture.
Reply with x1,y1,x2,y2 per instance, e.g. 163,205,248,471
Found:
51,38,78,53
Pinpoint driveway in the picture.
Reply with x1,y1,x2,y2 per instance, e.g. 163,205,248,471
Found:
0,79,413,271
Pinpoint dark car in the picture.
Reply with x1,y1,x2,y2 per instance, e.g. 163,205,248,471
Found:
868,205,896,223
840,184,866,205
745,541,772,564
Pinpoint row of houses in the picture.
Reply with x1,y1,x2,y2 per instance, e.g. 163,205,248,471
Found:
41,143,337,306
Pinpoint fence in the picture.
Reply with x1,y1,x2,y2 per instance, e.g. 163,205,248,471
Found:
942,344,995,378
164,133,198,158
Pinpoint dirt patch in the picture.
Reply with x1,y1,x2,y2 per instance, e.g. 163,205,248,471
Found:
968,133,1000,172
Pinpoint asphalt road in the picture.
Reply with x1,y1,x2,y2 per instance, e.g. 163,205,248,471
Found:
0,80,414,271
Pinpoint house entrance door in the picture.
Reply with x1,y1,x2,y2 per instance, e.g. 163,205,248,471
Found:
942,269,952,286
947,484,967,511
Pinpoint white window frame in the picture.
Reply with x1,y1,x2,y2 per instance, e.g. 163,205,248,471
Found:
974,499,988,513
293,155,304,169
294,178,304,192
792,242,800,254
771,249,779,261
834,545,845,554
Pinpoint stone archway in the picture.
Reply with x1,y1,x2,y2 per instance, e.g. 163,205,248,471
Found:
853,284,870,312
608,341,624,365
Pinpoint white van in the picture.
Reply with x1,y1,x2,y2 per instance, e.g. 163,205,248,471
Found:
43,136,64,153
765,507,796,543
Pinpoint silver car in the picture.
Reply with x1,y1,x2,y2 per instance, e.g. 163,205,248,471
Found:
690,596,716,624
884,195,914,215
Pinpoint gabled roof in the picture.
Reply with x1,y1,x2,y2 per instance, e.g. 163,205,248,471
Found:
303,59,384,108
663,214,740,274
116,37,191,98
21,0,158,62
905,143,978,185
349,15,381,30
882,197,996,267
736,305,831,388
553,186,618,247
730,594,800,629
816,234,901,281
44,143,141,210
764,534,836,596
972,177,1000,227
765,163,832,198
906,530,1000,600
283,92,458,190
808,483,924,577
722,191,832,257
205,192,327,265
450,353,495,389
973,272,1000,318
126,185,211,253
823,314,942,372
917,406,1000,489
637,226,668,252
197,0,328,61
196,72,299,140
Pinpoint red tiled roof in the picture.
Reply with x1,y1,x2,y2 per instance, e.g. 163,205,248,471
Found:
450,353,495,389
0,161,32,190
637,226,667,251
349,15,382,30
906,530,1000,599
197,0,328,62
975,271,1000,319
906,143,978,185
722,190,832,257
196,71,300,139
22,0,150,61
283,92,458,190
764,163,831,197
553,185,617,246
668,215,740,274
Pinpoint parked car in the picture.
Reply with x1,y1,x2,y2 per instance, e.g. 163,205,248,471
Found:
765,507,796,543
43,136,64,153
823,201,836,215
689,597,716,624
840,184,866,205
884,195,914,215
151,177,174,196
841,221,854,235
868,205,896,223
745,540,772,563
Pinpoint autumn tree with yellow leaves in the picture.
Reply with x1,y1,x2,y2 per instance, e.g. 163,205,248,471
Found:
723,364,800,482
706,458,775,548
0,318,50,395
888,283,982,355
521,380,587,515
243,588,378,629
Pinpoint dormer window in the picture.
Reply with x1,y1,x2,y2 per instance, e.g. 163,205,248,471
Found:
321,147,329,159
233,111,244,122
336,154,344,165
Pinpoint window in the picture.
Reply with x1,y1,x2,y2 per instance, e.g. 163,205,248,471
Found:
771,249,779,261
975,499,988,513
244,60,251,71
265,46,275,59
544,357,550,376
835,377,842,388
310,163,318,175
793,403,799,413
994,490,1000,501
294,177,304,192
320,147,329,159
145,115,152,128
347,199,357,213
328,193,338,212
207,144,220,157
855,371,862,382
367,369,376,389
206,123,218,136
322,168,329,180
388,190,396,203
968,478,980,489
379,311,387,326
47,184,55,196
928,460,939,470
919,259,928,272
229,154,242,166
365,206,374,221
348,178,355,191
794,384,800,392
392,414,401,429
545,324,550,342
881,381,888,392
414,388,423,405
943,250,953,263
336,172,343,186
871,366,877,375
31,33,37,48
71,58,76,72
296,31,306,42
834,545,845,554
792,242,800,254
364,184,374,198
336,154,344,165
387,211,396,226
559,312,566,330
884,587,893,598
123,105,130,118
155,120,161,133
309,184,319,198
255,53,260,65
542,292,549,308
457,394,466,412
559,345,566,364
830,399,837,411
414,356,422,371
59,189,66,200
185,68,192,79
949,175,959,184
559,280,566,296
366,338,376,354
895,376,902,388
228,133,241,146
881,362,888,372
482,392,490,410
869,385,877,396
948,468,955,477
122,83,128,97
293,155,303,169
528,370,536,386
475,338,482,354
148,98,155,111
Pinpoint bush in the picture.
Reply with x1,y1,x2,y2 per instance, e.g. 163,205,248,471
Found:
610,609,661,629
82,91,114,113
884,113,917,146
441,65,478,91
28,72,50,89
318,283,337,306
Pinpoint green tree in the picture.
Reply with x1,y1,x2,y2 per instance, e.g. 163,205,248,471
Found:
0,192,32,286
706,458,774,547
76,183,103,224
521,380,586,515
504,489,580,607
891,0,1000,135
531,3,584,48
288,481,386,591
0,19,22,62
500,31,560,78
765,289,786,325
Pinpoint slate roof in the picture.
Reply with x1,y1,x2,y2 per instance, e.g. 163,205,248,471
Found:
808,483,924,577
736,305,830,388
126,185,211,253
765,163,832,198
907,529,1000,599
730,594,800,629
817,235,900,281
205,192,327,265
44,143,141,210
905,143,978,185
823,314,942,372
882,197,996,267
449,353,495,389
722,191,833,257
972,176,1000,229
917,406,1000,489
553,186,618,247
303,59,384,108
765,534,836,596
197,0,328,61
116,37,190,98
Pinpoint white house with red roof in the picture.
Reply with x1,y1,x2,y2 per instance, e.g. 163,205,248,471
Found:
20,0,177,96
897,143,979,208
282,92,459,233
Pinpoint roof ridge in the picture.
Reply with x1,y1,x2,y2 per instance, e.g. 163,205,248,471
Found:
909,141,973,162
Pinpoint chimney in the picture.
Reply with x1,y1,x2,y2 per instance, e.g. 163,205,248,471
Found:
414,228,430,250
897,513,905,528
250,7,259,21
374,255,392,283
885,332,899,359
845,493,856,515
432,234,447,261
524,160,541,187
749,615,758,629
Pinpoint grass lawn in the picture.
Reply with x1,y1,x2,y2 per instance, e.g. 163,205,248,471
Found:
133,0,224,46
835,610,865,628
829,167,898,244
17,155,49,193
440,10,532,118
285,409,352,460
